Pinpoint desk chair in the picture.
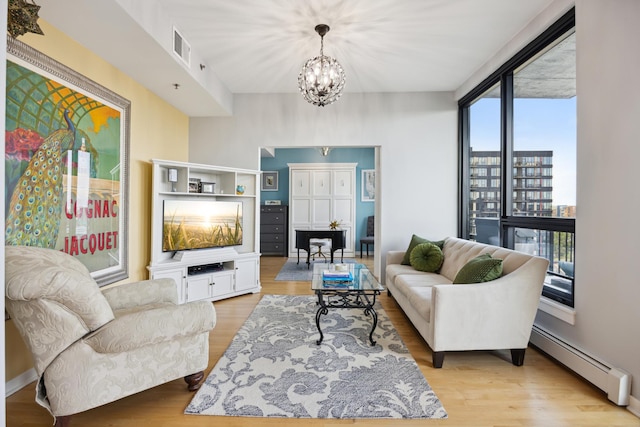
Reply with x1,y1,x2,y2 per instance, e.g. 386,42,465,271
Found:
310,238,331,262
360,216,374,258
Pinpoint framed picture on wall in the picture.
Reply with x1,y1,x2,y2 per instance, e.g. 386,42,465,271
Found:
362,169,375,202
5,37,131,286
262,171,279,191
188,178,201,193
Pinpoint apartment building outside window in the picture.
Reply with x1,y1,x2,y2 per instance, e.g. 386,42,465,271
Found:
459,9,575,307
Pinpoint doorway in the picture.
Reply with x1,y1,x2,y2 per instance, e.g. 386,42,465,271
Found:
259,147,378,263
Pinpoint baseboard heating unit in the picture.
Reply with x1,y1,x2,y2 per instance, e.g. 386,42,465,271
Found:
530,325,631,406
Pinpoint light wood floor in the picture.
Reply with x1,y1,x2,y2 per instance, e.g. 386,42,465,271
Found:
6,256,639,427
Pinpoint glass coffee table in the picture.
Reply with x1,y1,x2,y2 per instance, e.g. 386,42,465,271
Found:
311,263,384,346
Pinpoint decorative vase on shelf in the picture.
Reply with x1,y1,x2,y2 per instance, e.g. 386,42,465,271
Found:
236,185,245,195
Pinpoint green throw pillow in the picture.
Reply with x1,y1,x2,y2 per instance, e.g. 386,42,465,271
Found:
409,242,444,272
453,253,503,284
401,235,445,265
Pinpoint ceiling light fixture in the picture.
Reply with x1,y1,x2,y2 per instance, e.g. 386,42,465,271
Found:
298,24,346,107
7,0,44,39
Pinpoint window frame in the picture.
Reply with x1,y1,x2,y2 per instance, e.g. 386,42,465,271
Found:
458,8,576,307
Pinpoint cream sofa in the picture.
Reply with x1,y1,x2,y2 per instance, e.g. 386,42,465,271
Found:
386,236,549,368
5,246,217,427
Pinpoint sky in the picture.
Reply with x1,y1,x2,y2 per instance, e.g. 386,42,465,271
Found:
470,96,577,206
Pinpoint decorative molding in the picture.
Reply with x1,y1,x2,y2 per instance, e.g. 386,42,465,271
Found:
5,368,37,397
287,162,358,169
627,395,640,418
7,36,130,108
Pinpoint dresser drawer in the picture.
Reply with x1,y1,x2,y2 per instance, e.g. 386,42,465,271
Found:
260,205,287,256
261,206,286,213
262,224,285,234
261,242,286,254
262,233,284,243
261,212,286,225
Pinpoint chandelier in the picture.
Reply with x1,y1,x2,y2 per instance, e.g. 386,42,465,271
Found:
7,0,44,38
298,24,346,107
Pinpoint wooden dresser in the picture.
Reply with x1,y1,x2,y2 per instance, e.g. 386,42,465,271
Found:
260,205,288,256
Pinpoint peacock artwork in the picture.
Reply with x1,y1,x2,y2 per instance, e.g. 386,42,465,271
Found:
5,39,130,285
5,110,81,248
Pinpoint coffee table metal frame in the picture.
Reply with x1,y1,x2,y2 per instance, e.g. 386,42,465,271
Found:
311,263,383,346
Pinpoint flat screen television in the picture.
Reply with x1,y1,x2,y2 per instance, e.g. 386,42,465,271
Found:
162,199,243,252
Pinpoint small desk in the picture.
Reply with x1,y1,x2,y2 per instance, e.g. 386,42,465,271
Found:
295,229,345,268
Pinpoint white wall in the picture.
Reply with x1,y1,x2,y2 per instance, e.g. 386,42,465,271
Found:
189,92,459,275
541,0,639,401
460,0,640,403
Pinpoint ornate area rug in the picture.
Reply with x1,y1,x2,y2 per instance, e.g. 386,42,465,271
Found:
274,258,355,281
185,294,447,419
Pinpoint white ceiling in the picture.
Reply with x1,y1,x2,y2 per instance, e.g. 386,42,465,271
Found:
36,0,557,116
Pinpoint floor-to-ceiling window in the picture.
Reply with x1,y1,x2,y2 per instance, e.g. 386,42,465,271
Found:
466,82,502,244
459,8,575,307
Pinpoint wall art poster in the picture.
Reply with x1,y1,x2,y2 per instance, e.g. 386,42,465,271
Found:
362,169,375,202
5,37,130,285
261,171,278,191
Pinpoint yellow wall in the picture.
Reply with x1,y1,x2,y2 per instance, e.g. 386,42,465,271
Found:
5,20,190,382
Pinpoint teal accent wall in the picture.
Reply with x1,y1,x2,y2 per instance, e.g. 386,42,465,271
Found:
261,147,375,247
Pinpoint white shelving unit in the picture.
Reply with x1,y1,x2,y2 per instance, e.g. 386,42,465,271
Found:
147,159,261,304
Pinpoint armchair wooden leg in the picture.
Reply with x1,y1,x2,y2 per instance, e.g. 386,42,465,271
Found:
511,348,526,366
432,351,445,368
55,415,72,427
184,371,205,391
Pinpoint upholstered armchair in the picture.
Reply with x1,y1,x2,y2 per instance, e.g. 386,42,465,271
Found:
5,246,217,427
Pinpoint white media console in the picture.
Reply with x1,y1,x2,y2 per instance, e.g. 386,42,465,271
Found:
147,159,261,304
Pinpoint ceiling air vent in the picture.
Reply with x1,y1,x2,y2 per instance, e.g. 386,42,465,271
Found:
173,26,191,67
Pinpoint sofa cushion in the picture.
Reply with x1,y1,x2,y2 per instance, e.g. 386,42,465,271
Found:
386,263,427,284
410,242,444,272
453,253,503,284
393,274,449,321
401,234,445,265
396,272,452,289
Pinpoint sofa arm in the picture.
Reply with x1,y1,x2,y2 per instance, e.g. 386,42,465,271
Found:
102,278,179,310
386,251,406,266
429,259,547,352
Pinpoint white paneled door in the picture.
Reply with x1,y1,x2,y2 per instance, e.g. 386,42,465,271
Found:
288,163,357,258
